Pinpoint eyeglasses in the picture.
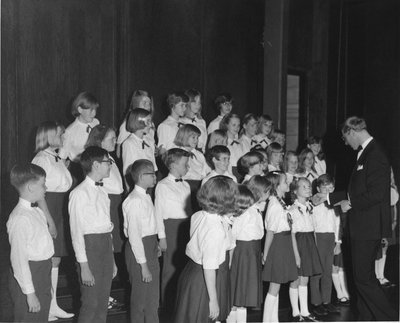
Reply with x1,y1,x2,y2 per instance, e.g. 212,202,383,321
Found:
142,172,156,177
100,159,113,165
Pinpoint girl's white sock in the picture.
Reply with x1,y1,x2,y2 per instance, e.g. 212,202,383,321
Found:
226,309,237,323
263,294,277,322
338,270,350,298
298,285,310,316
236,307,247,323
272,293,279,322
289,287,300,317
332,272,344,299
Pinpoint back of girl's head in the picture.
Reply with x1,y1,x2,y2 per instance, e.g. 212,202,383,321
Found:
184,88,201,102
35,121,61,152
315,173,334,188
71,92,99,117
126,108,151,133
80,146,108,174
206,145,230,169
207,129,228,149
10,163,46,192
234,185,256,217
197,175,238,215
129,90,153,112
264,171,285,197
167,92,189,110
163,148,191,169
283,151,298,172
238,151,263,175
214,93,232,109
85,124,113,148
266,142,283,159
246,175,272,201
173,124,201,147
297,148,313,171
220,113,240,131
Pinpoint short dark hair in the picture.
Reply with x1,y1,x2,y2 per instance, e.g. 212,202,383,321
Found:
184,88,201,102
233,185,255,217
130,159,154,184
126,108,151,133
71,92,99,117
245,175,272,201
238,151,263,175
10,163,46,191
163,148,190,170
197,175,238,215
174,124,201,147
214,93,232,109
80,146,108,174
167,92,189,110
315,173,335,188
341,116,367,134
206,145,230,169
85,124,114,148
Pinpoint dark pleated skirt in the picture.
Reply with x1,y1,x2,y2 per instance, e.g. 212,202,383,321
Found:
109,194,125,253
174,252,231,323
263,231,298,283
230,240,262,307
46,192,69,257
296,232,322,277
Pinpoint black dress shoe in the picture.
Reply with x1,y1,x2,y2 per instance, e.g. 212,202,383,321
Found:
323,303,340,313
312,304,328,316
336,297,350,306
291,315,304,322
302,314,320,322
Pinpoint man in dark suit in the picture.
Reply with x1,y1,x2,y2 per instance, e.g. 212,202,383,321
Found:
330,116,397,321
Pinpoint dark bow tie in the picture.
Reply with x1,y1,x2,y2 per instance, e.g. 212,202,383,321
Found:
307,172,315,179
45,151,61,162
142,141,150,149
95,181,104,186
31,202,38,208
86,125,92,133
357,145,363,152
251,139,258,145
175,178,183,182
188,152,197,159
260,139,269,146
230,140,239,146
191,117,196,123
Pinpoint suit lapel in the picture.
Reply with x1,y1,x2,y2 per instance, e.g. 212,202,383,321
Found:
348,139,375,193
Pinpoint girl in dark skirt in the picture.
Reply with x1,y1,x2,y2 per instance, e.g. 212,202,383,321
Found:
229,177,271,322
175,176,238,323
288,177,322,321
262,172,298,322
32,121,74,320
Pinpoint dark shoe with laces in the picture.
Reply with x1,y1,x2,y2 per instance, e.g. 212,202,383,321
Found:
336,297,350,306
323,302,340,313
312,304,328,316
302,314,320,322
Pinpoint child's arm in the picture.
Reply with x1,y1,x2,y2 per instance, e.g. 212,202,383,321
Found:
26,293,41,313
154,185,167,252
262,230,274,265
291,232,301,268
37,199,57,239
140,262,152,282
203,269,219,320
79,262,95,286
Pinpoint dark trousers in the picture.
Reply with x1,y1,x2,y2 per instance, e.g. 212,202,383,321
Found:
78,233,113,323
161,218,190,310
310,233,335,305
125,237,160,323
9,259,52,322
351,239,398,321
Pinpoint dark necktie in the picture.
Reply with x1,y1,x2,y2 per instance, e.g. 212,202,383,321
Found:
142,141,150,149
251,139,257,145
231,140,239,146
307,172,315,179
86,125,92,133
95,181,104,186
31,202,38,208
191,117,196,123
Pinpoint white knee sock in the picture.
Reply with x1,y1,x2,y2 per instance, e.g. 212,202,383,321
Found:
338,270,349,298
289,287,300,317
332,272,344,299
49,267,74,319
263,294,277,322
375,259,381,279
226,308,237,323
379,255,387,279
272,294,279,322
298,285,310,316
236,307,247,323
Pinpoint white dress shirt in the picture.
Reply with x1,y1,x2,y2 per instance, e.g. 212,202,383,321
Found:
312,203,341,242
285,172,298,186
102,155,124,195
314,157,327,176
357,136,373,160
240,134,256,154
232,204,264,241
182,148,210,180
59,118,100,161
32,149,72,192
201,170,237,186
157,116,181,149
155,173,192,221
68,176,113,263
207,115,223,134
289,200,315,233
7,198,54,294
122,133,157,175
252,134,272,149
265,196,291,233
296,169,318,183
181,116,207,152
117,119,155,146
228,137,244,167
186,211,234,269
123,186,165,263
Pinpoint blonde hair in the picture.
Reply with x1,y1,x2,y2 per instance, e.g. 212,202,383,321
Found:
35,121,62,153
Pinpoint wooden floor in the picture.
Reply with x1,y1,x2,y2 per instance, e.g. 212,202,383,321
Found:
0,243,398,322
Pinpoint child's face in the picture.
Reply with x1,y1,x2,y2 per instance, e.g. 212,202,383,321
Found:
249,161,263,176
308,143,321,156
220,102,232,116
140,166,157,188
173,156,190,177
213,153,230,172
303,152,314,170
287,155,298,173
274,134,285,147
318,183,335,195
78,107,97,123
261,120,273,136
214,136,228,146
227,118,240,135
30,176,47,202
139,96,151,111
295,179,312,199
172,101,187,117
243,119,258,137
277,174,289,195
95,155,112,179
101,130,117,152
187,133,199,149
270,150,283,165
189,96,202,115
